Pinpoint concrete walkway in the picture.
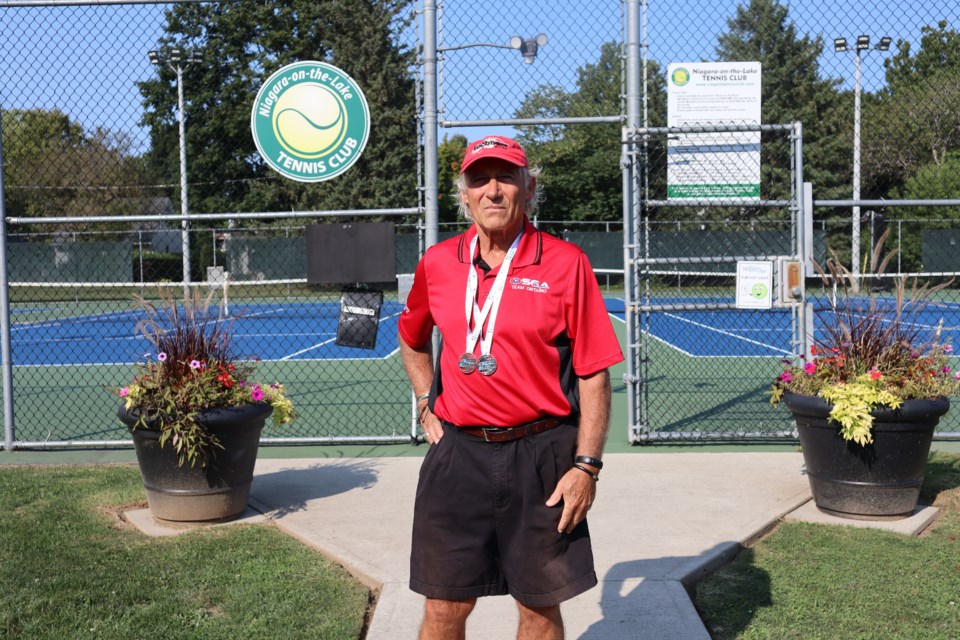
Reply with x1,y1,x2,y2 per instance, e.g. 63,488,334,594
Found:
246,452,813,639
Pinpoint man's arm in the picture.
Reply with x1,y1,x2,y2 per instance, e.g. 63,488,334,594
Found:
399,336,443,444
545,368,612,533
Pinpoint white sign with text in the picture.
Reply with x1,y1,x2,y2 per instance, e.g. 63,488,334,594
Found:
667,61,762,200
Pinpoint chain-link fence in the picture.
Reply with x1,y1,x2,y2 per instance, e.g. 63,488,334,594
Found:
2,0,959,449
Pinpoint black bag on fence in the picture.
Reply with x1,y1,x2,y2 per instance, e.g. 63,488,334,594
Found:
335,288,384,349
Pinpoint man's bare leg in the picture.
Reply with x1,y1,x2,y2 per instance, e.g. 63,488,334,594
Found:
419,597,476,640
516,601,563,640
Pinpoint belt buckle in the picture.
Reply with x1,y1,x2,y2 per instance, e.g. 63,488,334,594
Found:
480,427,501,442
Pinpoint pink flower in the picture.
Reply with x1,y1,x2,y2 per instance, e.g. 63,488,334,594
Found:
870,369,882,380
158,352,167,362
120,387,129,397
955,371,960,380
945,345,954,354
190,360,201,370
804,362,816,375
780,371,793,383
251,385,264,402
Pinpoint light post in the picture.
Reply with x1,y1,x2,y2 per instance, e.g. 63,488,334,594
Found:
438,33,548,63
148,48,203,299
421,24,548,248
833,35,891,281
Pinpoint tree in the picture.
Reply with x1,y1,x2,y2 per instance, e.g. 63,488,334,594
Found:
863,22,960,191
1,108,147,225
885,21,960,93
716,0,848,204
139,0,418,219
515,42,667,222
891,152,960,271
437,133,467,223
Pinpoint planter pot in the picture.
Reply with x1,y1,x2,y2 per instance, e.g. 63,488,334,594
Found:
118,403,272,523
783,391,949,520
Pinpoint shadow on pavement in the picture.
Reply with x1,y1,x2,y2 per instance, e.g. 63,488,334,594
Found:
252,460,380,517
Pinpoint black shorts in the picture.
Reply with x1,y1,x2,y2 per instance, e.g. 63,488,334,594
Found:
409,421,597,607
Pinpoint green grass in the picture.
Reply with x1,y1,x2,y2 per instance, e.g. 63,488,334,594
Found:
0,464,370,639
695,452,960,639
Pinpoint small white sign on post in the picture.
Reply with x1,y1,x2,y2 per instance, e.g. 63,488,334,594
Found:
736,261,773,309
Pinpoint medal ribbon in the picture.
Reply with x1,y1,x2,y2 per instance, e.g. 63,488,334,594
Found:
464,230,523,358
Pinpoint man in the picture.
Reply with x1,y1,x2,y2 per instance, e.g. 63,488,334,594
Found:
398,135,623,640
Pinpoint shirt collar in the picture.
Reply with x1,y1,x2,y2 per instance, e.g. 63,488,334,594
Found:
456,217,542,268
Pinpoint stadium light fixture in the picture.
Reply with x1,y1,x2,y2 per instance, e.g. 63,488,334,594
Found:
833,34,893,283
439,33,548,64
519,34,549,64
147,47,205,297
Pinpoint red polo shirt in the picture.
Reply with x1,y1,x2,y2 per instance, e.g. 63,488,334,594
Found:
398,217,623,427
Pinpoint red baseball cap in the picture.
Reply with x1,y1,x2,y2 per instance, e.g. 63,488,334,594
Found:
460,135,529,174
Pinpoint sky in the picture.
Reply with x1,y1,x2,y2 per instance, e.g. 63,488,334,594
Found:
0,0,954,154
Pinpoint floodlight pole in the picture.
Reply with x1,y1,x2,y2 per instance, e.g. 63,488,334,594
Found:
852,46,862,281
835,35,891,282
175,61,191,299
150,48,202,299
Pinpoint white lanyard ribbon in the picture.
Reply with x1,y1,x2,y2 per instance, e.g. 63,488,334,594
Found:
464,230,523,357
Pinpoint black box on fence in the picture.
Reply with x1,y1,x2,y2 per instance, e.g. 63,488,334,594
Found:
306,222,396,284
336,289,384,349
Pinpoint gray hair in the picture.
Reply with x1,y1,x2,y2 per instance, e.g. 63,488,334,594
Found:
454,165,543,221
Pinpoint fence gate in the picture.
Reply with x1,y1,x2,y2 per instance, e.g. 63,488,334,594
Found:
627,122,809,442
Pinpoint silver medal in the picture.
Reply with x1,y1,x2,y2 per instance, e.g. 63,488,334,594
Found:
477,354,498,376
458,352,478,374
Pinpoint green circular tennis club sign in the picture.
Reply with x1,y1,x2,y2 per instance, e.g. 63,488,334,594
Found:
251,61,370,182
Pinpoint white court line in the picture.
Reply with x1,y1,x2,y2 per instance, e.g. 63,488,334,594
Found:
12,309,139,332
662,312,791,355
279,337,339,361
605,296,789,356
607,297,626,324
277,311,402,361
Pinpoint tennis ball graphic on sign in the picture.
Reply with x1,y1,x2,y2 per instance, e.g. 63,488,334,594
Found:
251,61,370,182
751,283,768,299
274,83,346,158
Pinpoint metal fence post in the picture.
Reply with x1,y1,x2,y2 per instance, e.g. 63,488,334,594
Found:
421,0,439,250
0,115,15,451
624,0,642,442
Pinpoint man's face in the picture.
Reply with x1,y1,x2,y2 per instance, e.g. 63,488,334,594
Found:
461,158,533,237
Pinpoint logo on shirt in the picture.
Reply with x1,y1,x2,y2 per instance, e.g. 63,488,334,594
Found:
510,277,550,293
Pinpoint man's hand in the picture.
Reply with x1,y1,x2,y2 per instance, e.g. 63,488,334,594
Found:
545,467,597,533
420,407,443,444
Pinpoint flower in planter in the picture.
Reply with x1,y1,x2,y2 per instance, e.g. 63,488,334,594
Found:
771,232,959,446
110,288,296,467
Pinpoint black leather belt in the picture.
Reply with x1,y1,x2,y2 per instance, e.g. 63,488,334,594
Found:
448,417,566,443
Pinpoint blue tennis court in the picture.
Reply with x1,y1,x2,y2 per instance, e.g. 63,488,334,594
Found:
10,300,404,366
11,295,959,366
604,296,960,358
